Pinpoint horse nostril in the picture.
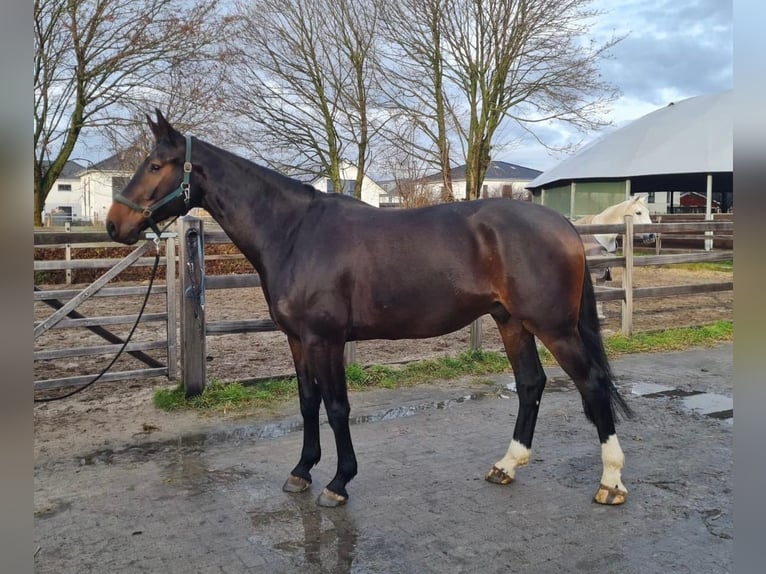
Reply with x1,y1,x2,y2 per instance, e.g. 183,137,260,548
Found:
106,220,116,239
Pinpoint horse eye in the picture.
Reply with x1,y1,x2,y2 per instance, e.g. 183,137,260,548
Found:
149,163,161,173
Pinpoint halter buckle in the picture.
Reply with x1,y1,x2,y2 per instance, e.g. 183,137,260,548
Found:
142,208,153,218
184,161,192,173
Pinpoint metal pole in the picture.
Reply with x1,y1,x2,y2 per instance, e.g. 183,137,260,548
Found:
621,215,634,336
165,233,178,381
705,174,713,251
65,221,72,285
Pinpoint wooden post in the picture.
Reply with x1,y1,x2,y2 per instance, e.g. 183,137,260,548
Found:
621,215,634,336
179,216,206,397
344,341,357,365
470,318,483,351
165,232,178,381
65,221,72,285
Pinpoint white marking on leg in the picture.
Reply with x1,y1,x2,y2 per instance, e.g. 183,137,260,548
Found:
600,434,626,492
494,439,531,479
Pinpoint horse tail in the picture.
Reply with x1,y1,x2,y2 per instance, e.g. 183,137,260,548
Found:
577,263,634,421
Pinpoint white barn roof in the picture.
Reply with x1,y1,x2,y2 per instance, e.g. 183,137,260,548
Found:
527,90,732,190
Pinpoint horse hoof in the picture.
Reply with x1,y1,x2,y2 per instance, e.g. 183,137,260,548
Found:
316,488,348,507
593,483,627,505
282,475,311,493
485,465,514,485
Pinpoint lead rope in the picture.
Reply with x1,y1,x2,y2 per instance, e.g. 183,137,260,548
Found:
34,219,179,403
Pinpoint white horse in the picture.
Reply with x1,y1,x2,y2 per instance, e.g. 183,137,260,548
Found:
575,196,655,319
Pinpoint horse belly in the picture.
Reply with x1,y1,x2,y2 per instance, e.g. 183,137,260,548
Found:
349,273,494,340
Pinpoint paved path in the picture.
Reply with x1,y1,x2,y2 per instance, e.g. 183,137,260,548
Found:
34,344,732,573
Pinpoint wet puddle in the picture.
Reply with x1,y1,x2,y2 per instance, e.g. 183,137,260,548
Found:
631,381,732,422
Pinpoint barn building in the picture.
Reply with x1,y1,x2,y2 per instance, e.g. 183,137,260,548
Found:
525,90,732,219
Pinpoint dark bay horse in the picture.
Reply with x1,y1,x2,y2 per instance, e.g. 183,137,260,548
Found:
106,110,633,508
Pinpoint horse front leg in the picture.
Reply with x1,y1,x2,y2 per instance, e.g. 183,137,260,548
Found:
283,337,322,494
307,337,357,507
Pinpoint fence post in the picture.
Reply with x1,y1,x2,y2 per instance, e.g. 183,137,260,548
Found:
621,215,634,336
469,318,483,351
165,232,178,381
344,341,357,365
179,216,207,397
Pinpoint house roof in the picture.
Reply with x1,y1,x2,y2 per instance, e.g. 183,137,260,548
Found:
41,159,85,179
527,90,732,190
423,160,542,183
87,147,143,173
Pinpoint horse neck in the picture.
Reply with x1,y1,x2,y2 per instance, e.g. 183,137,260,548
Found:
593,201,629,224
192,139,314,274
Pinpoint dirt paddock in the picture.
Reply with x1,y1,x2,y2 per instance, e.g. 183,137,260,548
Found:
34,264,732,458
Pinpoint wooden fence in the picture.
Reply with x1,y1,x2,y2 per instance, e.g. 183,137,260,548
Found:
177,215,733,395
34,230,177,391
34,215,733,395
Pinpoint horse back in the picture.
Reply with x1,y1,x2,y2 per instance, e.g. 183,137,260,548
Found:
272,197,585,340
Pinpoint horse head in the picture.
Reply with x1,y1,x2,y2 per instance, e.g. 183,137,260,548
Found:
106,110,195,245
625,196,655,244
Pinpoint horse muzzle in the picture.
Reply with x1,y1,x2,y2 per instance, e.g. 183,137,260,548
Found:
106,204,143,245
641,232,656,245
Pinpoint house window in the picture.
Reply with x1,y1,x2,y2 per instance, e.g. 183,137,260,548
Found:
647,191,655,204
112,176,130,198
58,184,72,192
326,179,355,196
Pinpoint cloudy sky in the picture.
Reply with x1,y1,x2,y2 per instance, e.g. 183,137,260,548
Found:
506,0,733,172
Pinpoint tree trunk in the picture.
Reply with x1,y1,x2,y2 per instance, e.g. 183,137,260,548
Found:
34,183,46,227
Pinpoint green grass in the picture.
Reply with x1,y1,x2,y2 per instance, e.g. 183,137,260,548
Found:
604,320,732,355
661,261,733,272
153,321,732,413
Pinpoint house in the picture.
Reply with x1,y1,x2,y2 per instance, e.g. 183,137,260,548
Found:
77,149,138,224
42,160,85,224
420,160,542,202
42,149,137,225
310,160,391,208
679,192,722,213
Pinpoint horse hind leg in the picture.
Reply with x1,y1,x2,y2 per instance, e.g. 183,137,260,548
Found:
536,329,629,505
485,317,547,486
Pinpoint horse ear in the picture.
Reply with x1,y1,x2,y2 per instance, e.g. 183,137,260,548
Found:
154,109,172,137
149,109,182,143
146,113,160,140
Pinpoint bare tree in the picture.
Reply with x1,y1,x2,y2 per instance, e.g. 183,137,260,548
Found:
377,0,458,201
33,0,227,225
224,0,381,198
378,0,620,201
378,121,439,208
97,63,233,168
441,0,621,199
